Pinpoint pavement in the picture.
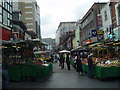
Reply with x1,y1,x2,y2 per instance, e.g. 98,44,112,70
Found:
9,62,120,88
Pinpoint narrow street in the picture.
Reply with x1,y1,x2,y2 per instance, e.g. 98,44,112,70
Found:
9,62,119,88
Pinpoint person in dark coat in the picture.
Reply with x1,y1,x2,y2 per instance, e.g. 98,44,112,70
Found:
66,53,70,70
2,56,9,90
76,53,83,75
50,54,54,63
87,53,94,78
59,53,64,69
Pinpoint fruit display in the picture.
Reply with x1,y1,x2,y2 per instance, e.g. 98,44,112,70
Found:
96,59,120,67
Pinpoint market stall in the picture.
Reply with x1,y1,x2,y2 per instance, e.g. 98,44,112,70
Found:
81,41,120,79
2,40,53,82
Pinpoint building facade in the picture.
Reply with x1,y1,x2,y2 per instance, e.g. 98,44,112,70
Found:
75,19,82,47
81,3,106,45
101,2,112,40
55,22,77,50
13,0,41,40
42,38,55,50
0,0,13,41
101,1,120,41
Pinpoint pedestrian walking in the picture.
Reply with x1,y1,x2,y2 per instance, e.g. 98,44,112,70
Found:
59,53,64,69
66,53,71,70
76,53,83,75
50,54,54,63
2,56,9,90
87,53,94,78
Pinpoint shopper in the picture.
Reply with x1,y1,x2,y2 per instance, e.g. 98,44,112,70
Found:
76,53,83,75
66,53,71,70
87,53,94,78
60,53,64,69
2,56,9,90
50,54,54,63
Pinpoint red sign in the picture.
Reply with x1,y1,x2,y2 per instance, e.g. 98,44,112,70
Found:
86,40,91,44
1,27,12,41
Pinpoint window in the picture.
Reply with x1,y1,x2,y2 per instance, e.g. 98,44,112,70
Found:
25,12,32,14
104,11,108,21
5,2,7,10
118,6,120,16
27,28,33,30
0,0,2,6
2,2,5,7
0,14,2,22
8,13,9,18
25,18,33,20
0,8,1,13
10,6,12,13
26,23,33,25
25,2,32,4
3,9,7,25
8,5,10,11
9,0,12,6
7,19,10,26
10,14,12,20
25,6,32,8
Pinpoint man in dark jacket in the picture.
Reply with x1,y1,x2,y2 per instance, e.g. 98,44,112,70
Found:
2,57,9,90
66,53,70,70
76,53,83,75
60,53,64,69
87,53,94,78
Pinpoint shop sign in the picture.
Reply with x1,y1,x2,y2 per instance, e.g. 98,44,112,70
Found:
109,34,113,39
98,34,104,40
2,28,12,41
92,30,97,37
13,32,19,40
97,14,103,30
86,39,91,44
97,30,104,34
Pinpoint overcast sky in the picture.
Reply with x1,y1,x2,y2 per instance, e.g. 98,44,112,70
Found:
36,0,109,39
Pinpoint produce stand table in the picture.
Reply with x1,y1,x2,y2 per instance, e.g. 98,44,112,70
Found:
95,66,120,79
70,60,74,66
82,64,120,79
8,63,53,82
82,64,88,73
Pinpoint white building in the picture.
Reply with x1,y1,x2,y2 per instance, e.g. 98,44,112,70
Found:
114,2,120,41
55,22,77,46
101,2,112,40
